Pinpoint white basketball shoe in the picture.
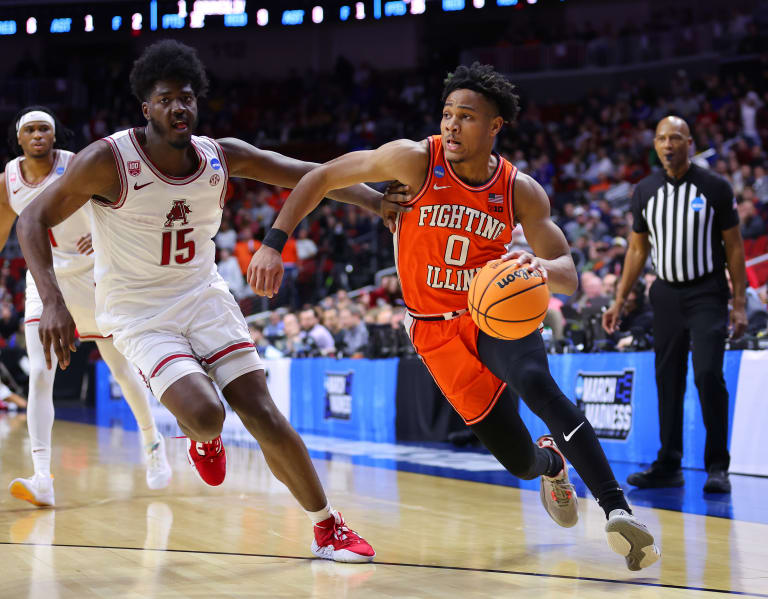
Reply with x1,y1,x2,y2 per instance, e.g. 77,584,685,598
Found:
9,473,55,507
605,509,661,570
145,436,172,490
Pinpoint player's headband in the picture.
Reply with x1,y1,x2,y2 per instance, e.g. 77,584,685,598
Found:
16,111,55,136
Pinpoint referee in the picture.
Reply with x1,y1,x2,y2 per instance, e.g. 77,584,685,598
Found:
603,116,748,494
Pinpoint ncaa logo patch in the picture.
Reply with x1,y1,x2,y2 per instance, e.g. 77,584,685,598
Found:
691,196,705,212
127,161,141,177
209,174,220,186
211,158,221,171
433,165,445,178
56,166,65,175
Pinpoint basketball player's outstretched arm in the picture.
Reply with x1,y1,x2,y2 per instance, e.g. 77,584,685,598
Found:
17,141,120,369
217,138,411,223
247,139,429,296
504,173,578,296
0,174,21,250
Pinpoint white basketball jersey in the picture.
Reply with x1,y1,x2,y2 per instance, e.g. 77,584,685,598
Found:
5,150,94,275
91,128,229,335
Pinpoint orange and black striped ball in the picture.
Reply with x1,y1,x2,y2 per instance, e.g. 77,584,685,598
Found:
468,260,549,340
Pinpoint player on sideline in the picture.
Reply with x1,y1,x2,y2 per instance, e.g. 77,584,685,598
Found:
249,63,661,571
0,106,172,506
18,41,406,562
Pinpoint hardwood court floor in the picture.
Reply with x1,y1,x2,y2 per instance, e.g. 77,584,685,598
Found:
0,415,766,598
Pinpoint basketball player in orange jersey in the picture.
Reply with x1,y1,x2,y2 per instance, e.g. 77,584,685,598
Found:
249,63,660,571
17,40,410,563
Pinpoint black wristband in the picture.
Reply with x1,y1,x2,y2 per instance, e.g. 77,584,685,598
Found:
262,228,288,253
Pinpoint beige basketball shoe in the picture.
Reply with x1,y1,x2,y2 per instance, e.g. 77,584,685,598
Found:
537,436,579,528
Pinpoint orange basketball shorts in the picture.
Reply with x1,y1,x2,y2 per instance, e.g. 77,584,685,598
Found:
404,311,507,425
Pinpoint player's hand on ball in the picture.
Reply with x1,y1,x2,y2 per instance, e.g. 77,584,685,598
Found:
247,246,284,298
381,181,412,234
76,233,94,255
39,299,77,370
500,250,548,282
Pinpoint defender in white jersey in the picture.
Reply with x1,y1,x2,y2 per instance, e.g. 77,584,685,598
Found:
0,106,171,507
18,41,408,562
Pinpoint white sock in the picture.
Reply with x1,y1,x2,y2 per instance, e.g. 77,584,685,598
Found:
96,340,159,448
25,323,56,478
306,503,334,525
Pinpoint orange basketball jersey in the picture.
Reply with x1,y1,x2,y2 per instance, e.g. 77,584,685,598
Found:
395,135,518,315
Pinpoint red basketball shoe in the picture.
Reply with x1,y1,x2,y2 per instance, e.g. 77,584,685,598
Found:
311,512,375,563
186,436,226,486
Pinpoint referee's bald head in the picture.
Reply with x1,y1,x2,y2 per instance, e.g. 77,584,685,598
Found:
655,115,691,137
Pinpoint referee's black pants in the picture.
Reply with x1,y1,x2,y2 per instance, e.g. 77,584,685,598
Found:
649,273,730,473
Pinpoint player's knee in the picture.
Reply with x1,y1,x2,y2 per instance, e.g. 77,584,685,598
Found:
28,366,53,392
511,362,553,403
186,399,224,441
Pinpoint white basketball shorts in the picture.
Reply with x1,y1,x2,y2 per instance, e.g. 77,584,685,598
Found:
110,281,264,401
25,268,107,340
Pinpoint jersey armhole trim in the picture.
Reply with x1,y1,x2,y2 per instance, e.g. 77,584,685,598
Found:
210,138,230,209
403,137,435,207
507,164,518,227
95,138,127,209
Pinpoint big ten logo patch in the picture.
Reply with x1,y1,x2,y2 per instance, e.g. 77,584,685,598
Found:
324,371,353,420
574,369,634,440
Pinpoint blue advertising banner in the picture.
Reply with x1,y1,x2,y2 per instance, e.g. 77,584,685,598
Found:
516,351,742,469
94,360,142,431
290,358,399,442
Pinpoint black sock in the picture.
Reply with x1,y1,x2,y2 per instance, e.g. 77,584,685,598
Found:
595,480,631,518
542,447,564,478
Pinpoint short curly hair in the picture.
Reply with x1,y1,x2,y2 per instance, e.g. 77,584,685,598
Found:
442,63,520,123
7,105,74,157
129,39,210,102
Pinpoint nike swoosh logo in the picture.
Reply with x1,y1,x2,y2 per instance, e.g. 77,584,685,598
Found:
134,181,154,190
433,184,451,191
11,187,21,194
563,422,585,442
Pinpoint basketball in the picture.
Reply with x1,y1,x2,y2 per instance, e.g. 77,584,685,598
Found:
468,260,550,340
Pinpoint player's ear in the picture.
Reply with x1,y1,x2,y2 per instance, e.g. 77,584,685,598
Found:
490,115,504,137
141,101,150,121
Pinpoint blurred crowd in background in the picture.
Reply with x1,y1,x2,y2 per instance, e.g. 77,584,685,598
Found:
0,6,766,367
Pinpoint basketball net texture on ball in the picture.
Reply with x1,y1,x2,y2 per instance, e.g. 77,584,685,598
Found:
468,260,550,340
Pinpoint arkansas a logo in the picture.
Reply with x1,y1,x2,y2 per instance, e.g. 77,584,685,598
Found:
165,199,192,227
127,161,142,177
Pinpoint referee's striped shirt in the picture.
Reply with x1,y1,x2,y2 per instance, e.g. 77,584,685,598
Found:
631,164,738,283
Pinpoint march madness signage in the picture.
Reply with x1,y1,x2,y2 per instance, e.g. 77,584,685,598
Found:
574,369,634,440
325,371,353,420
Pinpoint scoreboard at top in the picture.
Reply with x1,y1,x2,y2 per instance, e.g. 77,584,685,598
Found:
0,0,552,36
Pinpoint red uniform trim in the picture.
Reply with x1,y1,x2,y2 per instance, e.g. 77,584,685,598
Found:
24,318,40,325
98,138,128,209
210,138,229,209
129,128,207,185
17,150,62,189
201,341,255,365
78,334,112,340
150,353,197,378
